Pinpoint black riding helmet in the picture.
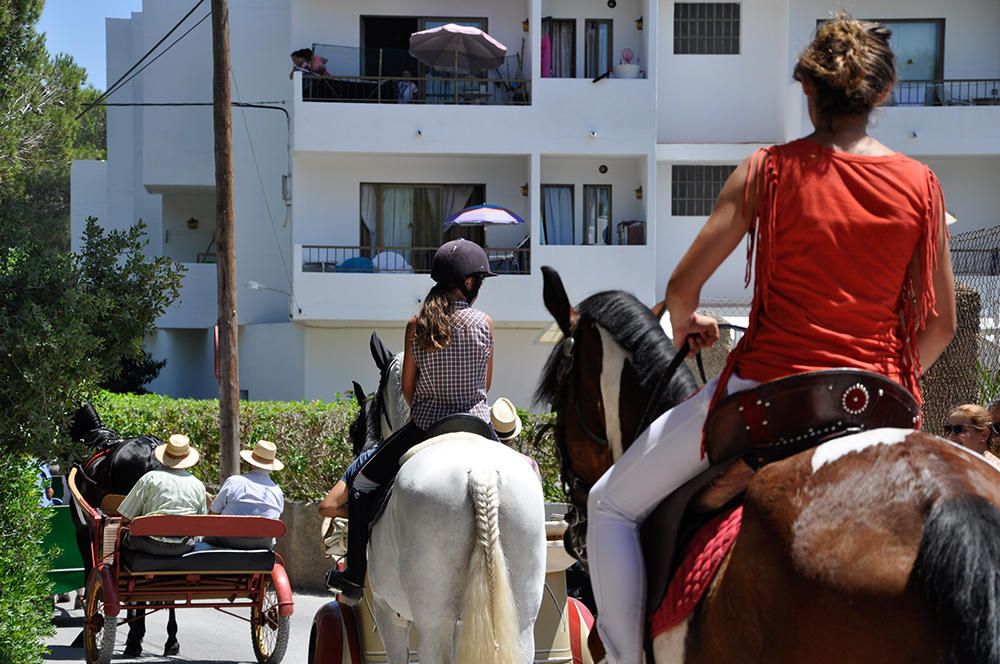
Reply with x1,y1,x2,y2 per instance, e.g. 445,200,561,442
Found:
431,239,498,302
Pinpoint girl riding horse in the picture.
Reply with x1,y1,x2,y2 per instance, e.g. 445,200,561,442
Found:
586,13,957,663
326,238,499,601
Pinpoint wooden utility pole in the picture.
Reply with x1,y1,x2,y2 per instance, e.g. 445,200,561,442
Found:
212,0,240,481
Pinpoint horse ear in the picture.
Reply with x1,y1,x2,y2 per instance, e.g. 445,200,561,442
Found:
352,381,367,407
369,332,393,373
541,266,576,335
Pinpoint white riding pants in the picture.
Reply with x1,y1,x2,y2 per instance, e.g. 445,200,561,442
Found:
587,375,759,664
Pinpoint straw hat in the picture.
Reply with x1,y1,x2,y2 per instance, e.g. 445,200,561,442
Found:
240,440,285,472
154,434,200,470
490,397,523,442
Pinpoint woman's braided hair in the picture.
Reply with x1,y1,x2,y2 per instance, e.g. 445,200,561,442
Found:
793,11,895,117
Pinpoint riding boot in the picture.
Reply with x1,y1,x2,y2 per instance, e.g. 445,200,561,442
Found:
326,488,375,603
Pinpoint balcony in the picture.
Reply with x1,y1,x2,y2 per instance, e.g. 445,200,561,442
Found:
158,262,217,329
300,244,529,275
890,79,1000,107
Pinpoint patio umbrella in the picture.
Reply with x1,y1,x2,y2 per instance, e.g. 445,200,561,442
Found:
409,23,508,74
445,204,525,227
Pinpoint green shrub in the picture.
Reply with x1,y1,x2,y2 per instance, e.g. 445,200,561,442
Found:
0,460,54,664
91,392,567,503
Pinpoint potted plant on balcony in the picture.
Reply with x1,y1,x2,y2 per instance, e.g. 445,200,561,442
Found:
613,48,641,79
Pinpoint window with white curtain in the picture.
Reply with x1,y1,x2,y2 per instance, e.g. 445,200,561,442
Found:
585,20,613,78
541,185,575,245
543,18,576,78
583,185,612,245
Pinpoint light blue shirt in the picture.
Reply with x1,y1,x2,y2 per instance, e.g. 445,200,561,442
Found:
211,471,284,519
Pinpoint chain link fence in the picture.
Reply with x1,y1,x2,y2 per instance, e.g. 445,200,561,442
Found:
686,225,1000,439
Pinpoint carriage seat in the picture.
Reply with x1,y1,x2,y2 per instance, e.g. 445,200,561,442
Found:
122,545,275,574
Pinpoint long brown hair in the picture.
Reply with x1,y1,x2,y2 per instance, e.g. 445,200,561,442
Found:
414,284,453,351
793,12,895,118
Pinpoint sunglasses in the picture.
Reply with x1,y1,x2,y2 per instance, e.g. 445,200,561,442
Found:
943,423,987,435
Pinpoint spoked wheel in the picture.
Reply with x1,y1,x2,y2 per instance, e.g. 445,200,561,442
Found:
83,571,117,664
252,577,290,664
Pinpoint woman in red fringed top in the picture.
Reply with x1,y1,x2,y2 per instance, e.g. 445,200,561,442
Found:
586,13,957,664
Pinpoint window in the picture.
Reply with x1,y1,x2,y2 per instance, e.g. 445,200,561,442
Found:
359,183,485,268
583,185,612,245
585,20,613,78
542,18,576,78
674,3,740,55
671,165,736,216
541,185,575,244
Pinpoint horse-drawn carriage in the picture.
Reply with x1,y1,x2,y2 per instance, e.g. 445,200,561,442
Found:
309,504,594,664
67,467,294,664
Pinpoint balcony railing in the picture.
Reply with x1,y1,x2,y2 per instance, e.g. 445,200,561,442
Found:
890,79,1000,107
301,44,530,106
301,245,530,275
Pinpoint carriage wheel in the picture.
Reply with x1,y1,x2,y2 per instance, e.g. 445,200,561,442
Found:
83,571,117,664
251,577,290,664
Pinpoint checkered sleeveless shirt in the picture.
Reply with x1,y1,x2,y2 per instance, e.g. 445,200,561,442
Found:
411,300,493,430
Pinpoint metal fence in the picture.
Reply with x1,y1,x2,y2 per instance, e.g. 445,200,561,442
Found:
302,44,530,106
301,245,530,275
891,79,1000,107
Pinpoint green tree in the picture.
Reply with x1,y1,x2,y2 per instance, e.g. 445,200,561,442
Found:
0,217,184,460
1,1,95,250
101,349,167,394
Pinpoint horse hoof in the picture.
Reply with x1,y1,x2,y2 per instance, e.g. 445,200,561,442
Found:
164,640,180,656
123,643,143,658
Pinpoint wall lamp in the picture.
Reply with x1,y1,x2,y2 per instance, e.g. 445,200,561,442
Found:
521,182,529,197
186,217,199,230
522,18,529,32
634,186,643,200
636,16,644,30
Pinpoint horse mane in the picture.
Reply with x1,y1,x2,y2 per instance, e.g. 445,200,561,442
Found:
535,290,698,414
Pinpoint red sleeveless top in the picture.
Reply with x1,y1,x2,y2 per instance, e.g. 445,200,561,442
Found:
711,139,944,426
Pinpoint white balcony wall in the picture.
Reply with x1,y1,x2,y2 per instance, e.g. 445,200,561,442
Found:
70,161,109,253
657,0,788,143
138,1,214,189
158,263,218,329
293,153,530,249
240,323,306,402
145,328,217,399
541,0,648,77
161,189,216,263
539,156,647,245
925,157,1000,235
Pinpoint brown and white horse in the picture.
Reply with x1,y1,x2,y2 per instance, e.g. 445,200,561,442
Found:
537,266,1000,663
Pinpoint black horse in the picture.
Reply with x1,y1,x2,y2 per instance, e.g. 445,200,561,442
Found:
68,403,180,657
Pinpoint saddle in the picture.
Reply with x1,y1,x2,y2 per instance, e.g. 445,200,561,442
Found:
641,368,919,615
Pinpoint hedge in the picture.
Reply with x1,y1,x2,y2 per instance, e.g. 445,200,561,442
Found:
91,392,566,503
0,461,54,663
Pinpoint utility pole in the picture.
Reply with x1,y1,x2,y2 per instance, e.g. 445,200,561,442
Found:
212,0,240,481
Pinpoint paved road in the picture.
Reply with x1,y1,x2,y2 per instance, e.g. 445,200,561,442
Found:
45,592,331,664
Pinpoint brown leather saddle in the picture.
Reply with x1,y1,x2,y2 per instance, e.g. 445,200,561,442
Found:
641,368,919,615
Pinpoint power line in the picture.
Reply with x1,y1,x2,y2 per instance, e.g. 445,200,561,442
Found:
76,0,207,119
107,12,212,99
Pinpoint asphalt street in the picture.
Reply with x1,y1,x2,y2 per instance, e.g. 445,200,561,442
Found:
44,591,332,664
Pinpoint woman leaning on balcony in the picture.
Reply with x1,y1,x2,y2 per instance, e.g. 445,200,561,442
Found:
325,238,498,602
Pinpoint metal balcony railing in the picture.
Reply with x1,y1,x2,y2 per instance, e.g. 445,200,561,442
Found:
301,245,530,275
890,79,1000,107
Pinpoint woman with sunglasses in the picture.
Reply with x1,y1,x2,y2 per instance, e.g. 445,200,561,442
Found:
944,404,1000,468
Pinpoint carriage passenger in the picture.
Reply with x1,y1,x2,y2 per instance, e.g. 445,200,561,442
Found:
325,238,498,602
206,440,285,549
118,434,208,556
585,13,957,663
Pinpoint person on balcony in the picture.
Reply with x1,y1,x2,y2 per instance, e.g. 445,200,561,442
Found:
326,238,498,602
397,69,418,103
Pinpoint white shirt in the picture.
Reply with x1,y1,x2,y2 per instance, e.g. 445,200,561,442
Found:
211,471,284,519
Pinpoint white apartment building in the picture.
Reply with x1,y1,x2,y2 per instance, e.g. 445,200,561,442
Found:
71,0,1000,408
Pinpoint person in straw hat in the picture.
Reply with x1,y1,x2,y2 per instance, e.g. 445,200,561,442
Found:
490,396,523,442
207,440,286,550
118,434,208,556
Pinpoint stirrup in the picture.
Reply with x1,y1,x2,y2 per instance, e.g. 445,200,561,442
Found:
326,568,364,605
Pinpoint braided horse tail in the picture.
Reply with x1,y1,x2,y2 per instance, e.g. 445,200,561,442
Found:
455,466,521,664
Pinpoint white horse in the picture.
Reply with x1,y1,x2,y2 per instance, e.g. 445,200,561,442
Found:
349,340,546,664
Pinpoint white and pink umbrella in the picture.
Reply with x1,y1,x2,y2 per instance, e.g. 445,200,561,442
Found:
409,23,508,74
444,204,525,228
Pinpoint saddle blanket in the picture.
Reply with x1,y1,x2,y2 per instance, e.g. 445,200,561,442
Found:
650,506,743,638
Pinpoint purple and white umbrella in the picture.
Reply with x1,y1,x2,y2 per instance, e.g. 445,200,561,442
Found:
409,23,508,74
444,204,525,227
